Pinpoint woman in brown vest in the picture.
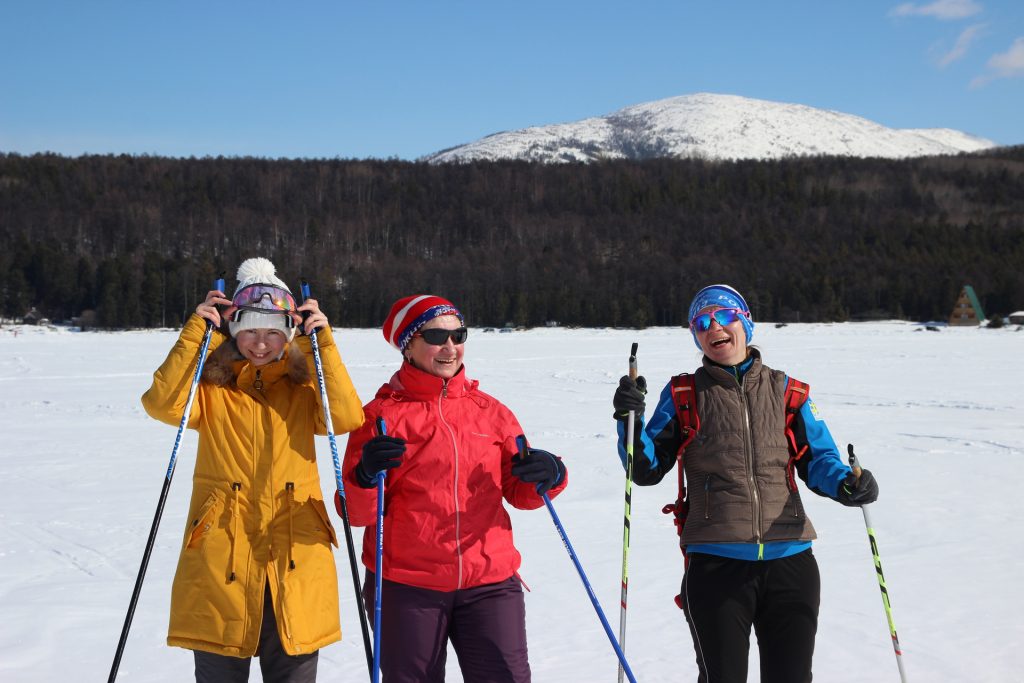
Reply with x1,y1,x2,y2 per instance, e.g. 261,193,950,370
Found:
612,283,879,683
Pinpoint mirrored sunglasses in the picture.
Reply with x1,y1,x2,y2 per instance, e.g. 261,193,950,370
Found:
415,327,469,346
690,308,746,332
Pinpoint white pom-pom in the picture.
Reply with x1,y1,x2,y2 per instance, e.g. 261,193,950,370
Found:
236,257,277,283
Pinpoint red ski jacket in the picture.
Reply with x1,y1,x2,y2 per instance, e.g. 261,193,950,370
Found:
342,361,567,591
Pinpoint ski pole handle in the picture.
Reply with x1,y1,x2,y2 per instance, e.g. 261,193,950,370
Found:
212,274,225,328
516,434,528,459
848,444,864,481
628,342,638,381
299,279,317,333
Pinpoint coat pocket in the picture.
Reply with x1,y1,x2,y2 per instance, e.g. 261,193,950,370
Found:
308,497,339,548
185,489,225,549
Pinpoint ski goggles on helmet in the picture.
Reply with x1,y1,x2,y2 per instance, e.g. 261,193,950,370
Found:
689,308,748,332
225,283,300,327
414,327,469,346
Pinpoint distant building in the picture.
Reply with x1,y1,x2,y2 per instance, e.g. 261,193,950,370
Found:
1009,311,1024,325
948,285,985,327
23,307,47,326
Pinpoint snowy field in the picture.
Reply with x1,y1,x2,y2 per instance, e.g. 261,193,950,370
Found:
1,321,1022,682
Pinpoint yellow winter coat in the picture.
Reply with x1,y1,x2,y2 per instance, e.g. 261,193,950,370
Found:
141,315,364,657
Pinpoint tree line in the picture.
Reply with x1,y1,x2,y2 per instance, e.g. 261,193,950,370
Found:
1,148,1022,329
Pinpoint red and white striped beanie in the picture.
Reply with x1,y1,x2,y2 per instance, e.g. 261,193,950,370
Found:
383,295,464,351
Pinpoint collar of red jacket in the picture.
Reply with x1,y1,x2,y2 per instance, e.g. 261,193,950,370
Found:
381,360,478,400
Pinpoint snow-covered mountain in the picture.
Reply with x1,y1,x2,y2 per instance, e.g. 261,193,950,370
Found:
423,93,997,164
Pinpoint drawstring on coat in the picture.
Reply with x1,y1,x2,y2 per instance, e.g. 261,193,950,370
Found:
229,482,242,581
286,482,296,570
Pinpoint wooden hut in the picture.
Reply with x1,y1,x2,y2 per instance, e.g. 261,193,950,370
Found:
948,285,985,326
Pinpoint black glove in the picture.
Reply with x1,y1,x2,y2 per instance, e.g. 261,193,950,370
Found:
613,375,647,420
511,448,566,496
355,435,406,488
837,468,879,507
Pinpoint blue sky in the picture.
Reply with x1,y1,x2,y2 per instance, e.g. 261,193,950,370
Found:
2,0,1021,160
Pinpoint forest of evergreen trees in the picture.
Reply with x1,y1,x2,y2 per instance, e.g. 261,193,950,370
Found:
1,148,1022,329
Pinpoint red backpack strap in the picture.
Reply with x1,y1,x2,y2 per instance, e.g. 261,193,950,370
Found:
783,377,810,491
661,374,699,546
664,373,699,609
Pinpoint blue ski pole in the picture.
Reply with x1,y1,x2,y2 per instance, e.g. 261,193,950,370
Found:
372,416,388,683
299,280,374,680
109,275,224,683
515,435,638,683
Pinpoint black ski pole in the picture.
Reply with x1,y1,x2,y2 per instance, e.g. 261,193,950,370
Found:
617,342,638,683
848,444,908,683
300,280,374,680
108,275,224,682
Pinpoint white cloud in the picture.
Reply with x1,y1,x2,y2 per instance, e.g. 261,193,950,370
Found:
937,23,986,67
970,37,1024,88
890,0,983,20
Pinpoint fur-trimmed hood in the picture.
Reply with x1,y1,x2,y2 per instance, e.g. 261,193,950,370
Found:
202,338,311,387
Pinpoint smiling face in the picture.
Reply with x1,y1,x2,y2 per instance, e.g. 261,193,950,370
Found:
404,314,465,379
694,306,749,366
235,328,288,367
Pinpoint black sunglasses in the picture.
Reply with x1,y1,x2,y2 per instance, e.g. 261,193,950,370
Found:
415,327,469,345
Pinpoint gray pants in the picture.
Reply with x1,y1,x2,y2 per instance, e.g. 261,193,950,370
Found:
194,584,318,683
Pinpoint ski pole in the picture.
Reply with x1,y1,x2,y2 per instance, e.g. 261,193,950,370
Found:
299,281,374,680
618,342,638,683
515,435,638,683
848,444,908,683
108,275,224,683
372,416,387,683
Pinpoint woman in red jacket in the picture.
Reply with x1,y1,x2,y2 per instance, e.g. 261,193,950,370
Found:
340,295,567,683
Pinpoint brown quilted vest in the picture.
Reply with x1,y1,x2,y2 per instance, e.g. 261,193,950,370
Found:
680,351,817,546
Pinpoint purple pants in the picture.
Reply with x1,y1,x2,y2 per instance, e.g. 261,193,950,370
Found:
362,571,531,683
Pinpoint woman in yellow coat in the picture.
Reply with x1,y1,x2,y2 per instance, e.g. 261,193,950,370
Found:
142,257,364,682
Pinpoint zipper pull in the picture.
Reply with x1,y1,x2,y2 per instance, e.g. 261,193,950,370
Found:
441,379,448,398
253,369,263,391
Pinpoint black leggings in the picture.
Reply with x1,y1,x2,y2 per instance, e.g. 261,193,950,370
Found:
193,583,318,683
681,550,820,683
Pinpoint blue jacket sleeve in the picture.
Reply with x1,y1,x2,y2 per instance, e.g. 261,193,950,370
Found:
615,381,680,485
791,394,852,498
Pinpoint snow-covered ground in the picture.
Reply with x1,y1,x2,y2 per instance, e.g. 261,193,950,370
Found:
1,321,1021,682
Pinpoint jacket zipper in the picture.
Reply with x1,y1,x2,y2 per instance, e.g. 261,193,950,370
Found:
437,379,463,588
703,475,711,519
739,381,762,543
